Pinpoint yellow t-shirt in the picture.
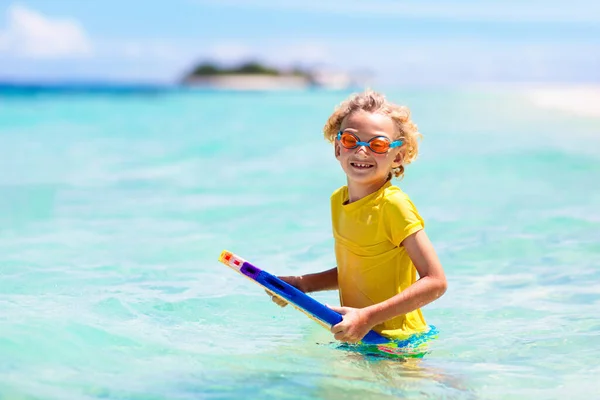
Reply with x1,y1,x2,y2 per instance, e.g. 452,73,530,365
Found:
330,180,428,339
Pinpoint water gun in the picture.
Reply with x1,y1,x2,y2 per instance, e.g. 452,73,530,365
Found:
219,250,389,345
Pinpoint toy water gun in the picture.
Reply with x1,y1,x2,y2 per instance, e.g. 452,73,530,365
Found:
219,250,389,345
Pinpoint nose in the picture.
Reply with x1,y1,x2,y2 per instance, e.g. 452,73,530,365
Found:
355,145,369,155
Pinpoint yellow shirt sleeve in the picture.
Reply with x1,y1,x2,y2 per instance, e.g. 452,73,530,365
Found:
381,191,425,247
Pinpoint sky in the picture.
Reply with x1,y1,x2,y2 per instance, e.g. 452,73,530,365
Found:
0,0,599,85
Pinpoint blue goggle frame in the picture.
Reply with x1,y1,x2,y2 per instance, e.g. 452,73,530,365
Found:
336,131,403,154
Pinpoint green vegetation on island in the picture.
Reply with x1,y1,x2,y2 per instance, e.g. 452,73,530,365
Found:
184,61,311,78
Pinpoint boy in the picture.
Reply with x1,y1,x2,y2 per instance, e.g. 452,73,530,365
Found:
273,90,447,344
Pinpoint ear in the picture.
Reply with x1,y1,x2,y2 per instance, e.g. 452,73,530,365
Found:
392,149,404,168
334,142,341,159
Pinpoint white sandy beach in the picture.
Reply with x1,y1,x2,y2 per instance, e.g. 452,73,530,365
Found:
183,75,310,90
469,83,600,118
521,84,600,118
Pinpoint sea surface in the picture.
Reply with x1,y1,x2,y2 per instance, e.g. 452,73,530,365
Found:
1,85,599,399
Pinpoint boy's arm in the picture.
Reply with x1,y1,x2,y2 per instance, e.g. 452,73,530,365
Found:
329,229,447,342
270,267,338,307
292,267,339,293
367,229,447,322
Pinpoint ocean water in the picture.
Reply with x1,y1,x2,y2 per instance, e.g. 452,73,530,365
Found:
1,86,599,399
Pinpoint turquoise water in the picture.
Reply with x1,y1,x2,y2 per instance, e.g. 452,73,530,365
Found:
1,87,599,399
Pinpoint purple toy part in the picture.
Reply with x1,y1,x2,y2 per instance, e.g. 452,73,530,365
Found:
240,262,262,280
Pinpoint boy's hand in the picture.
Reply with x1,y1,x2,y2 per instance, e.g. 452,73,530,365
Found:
266,276,305,307
327,305,373,344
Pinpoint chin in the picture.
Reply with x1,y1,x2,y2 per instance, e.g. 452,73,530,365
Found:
346,171,387,186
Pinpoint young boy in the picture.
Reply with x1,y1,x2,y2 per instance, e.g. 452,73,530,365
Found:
273,90,447,344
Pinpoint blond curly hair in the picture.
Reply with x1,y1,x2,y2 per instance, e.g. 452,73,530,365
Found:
323,89,422,179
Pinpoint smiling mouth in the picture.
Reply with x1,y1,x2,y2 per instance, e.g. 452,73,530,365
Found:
350,162,374,169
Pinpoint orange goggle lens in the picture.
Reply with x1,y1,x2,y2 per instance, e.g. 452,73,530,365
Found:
340,133,359,148
368,138,391,153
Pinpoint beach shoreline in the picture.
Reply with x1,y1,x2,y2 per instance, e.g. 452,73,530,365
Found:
522,84,600,118
469,83,600,118
182,74,311,90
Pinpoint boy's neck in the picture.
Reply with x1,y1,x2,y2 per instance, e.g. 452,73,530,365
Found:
346,178,390,204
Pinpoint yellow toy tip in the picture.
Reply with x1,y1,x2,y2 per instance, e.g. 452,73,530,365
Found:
219,250,233,263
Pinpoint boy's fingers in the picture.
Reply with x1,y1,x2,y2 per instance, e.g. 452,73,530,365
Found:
265,290,287,307
275,299,288,307
327,304,343,313
272,295,288,307
331,322,344,334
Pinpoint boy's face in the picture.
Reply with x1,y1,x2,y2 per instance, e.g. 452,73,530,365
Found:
335,111,402,188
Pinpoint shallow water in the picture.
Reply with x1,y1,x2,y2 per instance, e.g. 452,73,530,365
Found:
1,87,599,399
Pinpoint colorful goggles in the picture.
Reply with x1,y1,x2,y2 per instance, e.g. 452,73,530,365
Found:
336,131,403,154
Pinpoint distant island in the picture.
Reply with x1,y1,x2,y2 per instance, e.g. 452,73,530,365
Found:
180,61,362,90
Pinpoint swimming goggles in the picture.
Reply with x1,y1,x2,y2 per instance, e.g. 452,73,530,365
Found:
336,131,403,154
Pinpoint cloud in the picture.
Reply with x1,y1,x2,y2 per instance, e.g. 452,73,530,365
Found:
341,40,600,84
190,0,600,23
184,38,600,84
103,40,187,61
0,4,92,58
0,3,596,84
